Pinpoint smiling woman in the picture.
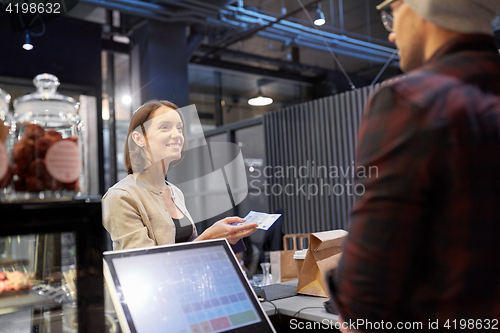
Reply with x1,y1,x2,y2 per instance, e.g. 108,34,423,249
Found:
142,110,184,165
102,100,258,251
124,100,187,176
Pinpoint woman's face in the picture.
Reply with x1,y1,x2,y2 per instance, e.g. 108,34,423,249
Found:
143,106,184,164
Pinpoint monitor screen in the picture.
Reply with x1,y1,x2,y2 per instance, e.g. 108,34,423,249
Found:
104,240,275,333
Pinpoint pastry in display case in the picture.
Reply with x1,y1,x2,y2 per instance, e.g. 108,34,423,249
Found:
0,198,104,333
0,233,76,332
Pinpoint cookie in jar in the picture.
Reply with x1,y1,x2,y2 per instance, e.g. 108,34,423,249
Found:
12,74,82,200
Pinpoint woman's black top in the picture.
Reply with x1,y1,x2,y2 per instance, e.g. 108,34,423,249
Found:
172,216,193,243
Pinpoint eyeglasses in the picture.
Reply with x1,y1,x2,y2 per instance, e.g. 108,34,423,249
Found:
376,0,401,32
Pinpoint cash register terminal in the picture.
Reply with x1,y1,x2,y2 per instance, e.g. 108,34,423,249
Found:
104,239,275,333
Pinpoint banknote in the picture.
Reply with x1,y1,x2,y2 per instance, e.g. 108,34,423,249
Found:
232,211,282,230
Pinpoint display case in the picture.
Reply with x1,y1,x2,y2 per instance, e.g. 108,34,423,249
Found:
0,198,104,333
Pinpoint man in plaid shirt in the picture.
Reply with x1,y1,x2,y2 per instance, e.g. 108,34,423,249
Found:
327,0,500,331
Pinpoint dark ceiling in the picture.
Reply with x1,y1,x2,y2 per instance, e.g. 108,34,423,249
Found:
73,0,402,88
6,0,500,124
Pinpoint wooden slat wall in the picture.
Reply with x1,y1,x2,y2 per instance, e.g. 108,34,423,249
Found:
264,85,379,233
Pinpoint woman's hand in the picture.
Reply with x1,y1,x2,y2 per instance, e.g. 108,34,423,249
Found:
197,217,258,244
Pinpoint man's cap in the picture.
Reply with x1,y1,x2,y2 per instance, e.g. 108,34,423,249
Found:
388,0,500,35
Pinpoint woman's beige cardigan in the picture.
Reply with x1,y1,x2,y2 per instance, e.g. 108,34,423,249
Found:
102,175,197,250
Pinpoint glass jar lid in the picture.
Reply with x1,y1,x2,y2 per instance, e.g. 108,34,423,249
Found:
0,88,11,114
13,74,79,115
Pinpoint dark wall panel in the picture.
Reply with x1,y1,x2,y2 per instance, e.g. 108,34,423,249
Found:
0,16,104,193
264,85,379,234
0,17,102,89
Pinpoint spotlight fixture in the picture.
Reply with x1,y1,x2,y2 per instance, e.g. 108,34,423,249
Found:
248,87,273,106
281,0,286,14
23,31,33,51
314,3,326,26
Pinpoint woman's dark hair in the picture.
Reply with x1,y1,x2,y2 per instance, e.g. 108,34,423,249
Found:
124,100,188,174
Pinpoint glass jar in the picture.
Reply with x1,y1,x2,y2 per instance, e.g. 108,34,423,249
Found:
11,73,83,200
0,88,13,200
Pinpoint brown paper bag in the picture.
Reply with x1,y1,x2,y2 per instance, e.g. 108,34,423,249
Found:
296,230,348,297
270,234,309,283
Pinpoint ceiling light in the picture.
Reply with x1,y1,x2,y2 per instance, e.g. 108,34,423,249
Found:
23,31,33,51
249,83,273,106
121,95,132,105
248,96,273,106
314,3,326,26
113,35,130,44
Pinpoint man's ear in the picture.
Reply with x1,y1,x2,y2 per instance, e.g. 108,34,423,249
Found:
131,131,145,147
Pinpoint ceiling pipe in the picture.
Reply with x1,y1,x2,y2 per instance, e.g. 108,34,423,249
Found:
256,30,397,64
187,29,206,58
81,0,224,27
82,0,175,22
246,5,393,47
195,45,325,75
219,13,248,29
102,0,177,15
227,15,396,62
157,0,219,18
198,0,323,60
81,0,398,64
231,6,395,54
285,15,391,46
264,25,394,57
184,0,235,12
224,6,397,65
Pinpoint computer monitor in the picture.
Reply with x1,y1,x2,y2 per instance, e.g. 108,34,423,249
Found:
103,239,276,333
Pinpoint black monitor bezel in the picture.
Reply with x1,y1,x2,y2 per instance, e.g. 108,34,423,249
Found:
104,239,275,333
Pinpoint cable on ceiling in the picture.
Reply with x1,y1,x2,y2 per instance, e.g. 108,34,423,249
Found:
370,49,398,86
296,0,356,90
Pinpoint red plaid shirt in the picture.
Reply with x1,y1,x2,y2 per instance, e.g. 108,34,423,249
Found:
328,35,500,331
